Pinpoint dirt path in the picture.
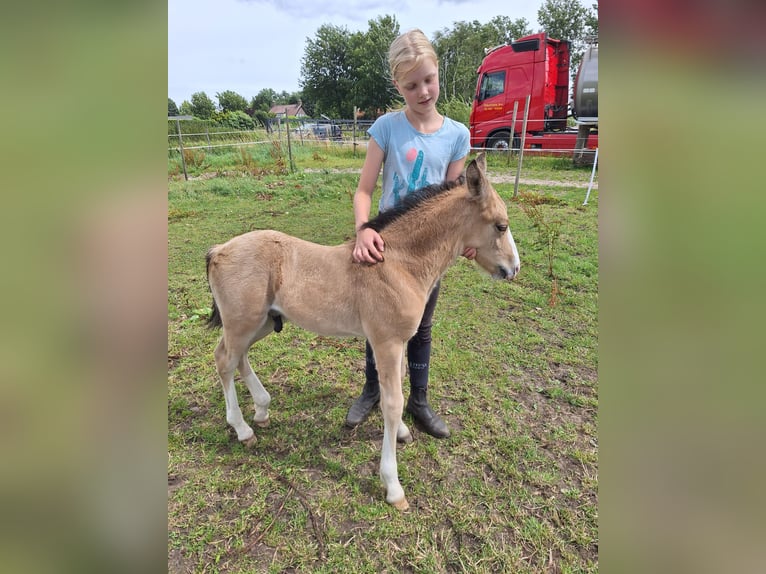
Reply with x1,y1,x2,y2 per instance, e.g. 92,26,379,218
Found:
488,173,598,189
302,167,597,189
186,168,597,189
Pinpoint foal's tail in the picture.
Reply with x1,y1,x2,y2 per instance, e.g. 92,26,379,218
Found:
207,299,223,329
205,247,223,329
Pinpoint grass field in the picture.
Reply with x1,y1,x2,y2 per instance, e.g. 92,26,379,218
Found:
168,146,598,573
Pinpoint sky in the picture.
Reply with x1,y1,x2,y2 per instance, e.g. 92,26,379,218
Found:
168,0,544,106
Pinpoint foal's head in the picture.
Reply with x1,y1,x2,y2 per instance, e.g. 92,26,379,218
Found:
464,154,520,281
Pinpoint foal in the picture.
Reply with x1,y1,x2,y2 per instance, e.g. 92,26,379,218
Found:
205,153,520,510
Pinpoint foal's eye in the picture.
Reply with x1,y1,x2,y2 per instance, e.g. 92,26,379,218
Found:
496,224,508,233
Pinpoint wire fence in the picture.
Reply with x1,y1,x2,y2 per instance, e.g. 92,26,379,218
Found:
167,116,598,203
167,117,374,153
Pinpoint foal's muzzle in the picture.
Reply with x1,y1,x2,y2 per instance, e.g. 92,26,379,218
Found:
496,262,520,281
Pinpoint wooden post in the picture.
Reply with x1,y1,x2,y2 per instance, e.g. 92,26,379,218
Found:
176,118,188,181
285,117,294,173
353,106,358,158
507,100,519,167
513,94,531,198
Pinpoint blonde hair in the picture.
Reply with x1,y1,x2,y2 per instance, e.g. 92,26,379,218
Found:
388,29,438,83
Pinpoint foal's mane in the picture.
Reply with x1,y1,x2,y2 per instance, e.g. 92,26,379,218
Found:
361,175,466,233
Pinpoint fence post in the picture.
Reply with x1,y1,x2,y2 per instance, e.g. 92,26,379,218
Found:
582,147,599,206
285,117,294,173
176,118,188,181
507,100,519,168
513,94,531,198
353,106,358,158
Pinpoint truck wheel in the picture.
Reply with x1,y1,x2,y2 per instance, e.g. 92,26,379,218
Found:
488,131,511,151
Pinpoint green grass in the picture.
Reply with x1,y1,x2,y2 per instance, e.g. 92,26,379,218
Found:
168,150,598,573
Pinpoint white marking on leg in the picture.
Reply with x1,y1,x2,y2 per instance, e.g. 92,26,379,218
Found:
376,345,407,508
238,354,271,425
381,424,405,505
216,339,256,442
222,375,254,442
397,420,412,443
242,371,271,426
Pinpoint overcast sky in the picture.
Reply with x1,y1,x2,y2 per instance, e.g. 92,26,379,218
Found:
168,0,544,105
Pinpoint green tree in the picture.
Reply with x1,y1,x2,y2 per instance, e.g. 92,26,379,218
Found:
250,88,278,112
168,98,179,117
190,91,215,119
585,2,598,38
349,15,400,116
537,0,589,41
251,109,273,131
299,16,536,119
300,24,354,118
179,100,192,116
537,0,596,71
276,90,302,105
432,17,531,102
216,90,248,113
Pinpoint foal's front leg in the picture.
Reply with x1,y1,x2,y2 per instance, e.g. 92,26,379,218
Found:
375,341,409,510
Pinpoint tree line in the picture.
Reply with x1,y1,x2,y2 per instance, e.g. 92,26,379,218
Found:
168,1,597,126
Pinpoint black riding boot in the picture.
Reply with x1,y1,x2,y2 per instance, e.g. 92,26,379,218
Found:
346,342,381,427
406,388,450,438
345,378,380,427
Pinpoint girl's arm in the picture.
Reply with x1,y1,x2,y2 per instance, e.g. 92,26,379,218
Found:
352,139,386,264
447,155,477,260
445,156,467,182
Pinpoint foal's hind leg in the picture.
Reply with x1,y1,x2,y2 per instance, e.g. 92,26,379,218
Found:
214,336,256,444
239,322,275,427
215,319,276,443
239,361,271,428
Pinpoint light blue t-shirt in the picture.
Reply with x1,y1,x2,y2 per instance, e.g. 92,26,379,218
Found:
368,110,470,212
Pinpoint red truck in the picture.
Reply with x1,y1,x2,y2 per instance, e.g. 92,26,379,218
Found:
469,32,598,160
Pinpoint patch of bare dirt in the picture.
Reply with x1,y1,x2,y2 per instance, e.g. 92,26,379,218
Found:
302,167,597,189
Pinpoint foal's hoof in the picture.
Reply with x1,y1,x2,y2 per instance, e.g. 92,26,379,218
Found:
254,417,270,428
241,435,258,448
391,497,409,511
397,432,413,444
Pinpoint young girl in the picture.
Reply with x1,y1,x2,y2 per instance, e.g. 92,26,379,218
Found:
345,29,473,438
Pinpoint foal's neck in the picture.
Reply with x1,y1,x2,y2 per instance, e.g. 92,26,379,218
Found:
387,191,467,281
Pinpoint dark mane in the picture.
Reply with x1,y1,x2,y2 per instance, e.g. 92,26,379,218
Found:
361,175,465,233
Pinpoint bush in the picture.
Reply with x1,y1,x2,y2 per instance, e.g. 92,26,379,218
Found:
212,110,255,131
167,118,215,136
437,97,471,126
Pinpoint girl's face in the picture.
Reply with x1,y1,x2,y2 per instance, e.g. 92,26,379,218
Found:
394,59,440,113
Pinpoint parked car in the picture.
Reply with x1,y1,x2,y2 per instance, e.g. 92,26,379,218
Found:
293,121,341,141
312,122,342,141
293,122,317,135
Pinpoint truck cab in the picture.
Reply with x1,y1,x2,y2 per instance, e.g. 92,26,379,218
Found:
469,33,574,150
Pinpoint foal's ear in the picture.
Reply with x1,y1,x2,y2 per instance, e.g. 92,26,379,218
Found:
465,153,488,198
475,152,487,172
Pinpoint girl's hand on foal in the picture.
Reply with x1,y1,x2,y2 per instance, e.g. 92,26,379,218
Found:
462,247,477,260
353,227,385,264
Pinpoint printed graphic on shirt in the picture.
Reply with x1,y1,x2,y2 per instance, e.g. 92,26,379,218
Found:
391,148,429,205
